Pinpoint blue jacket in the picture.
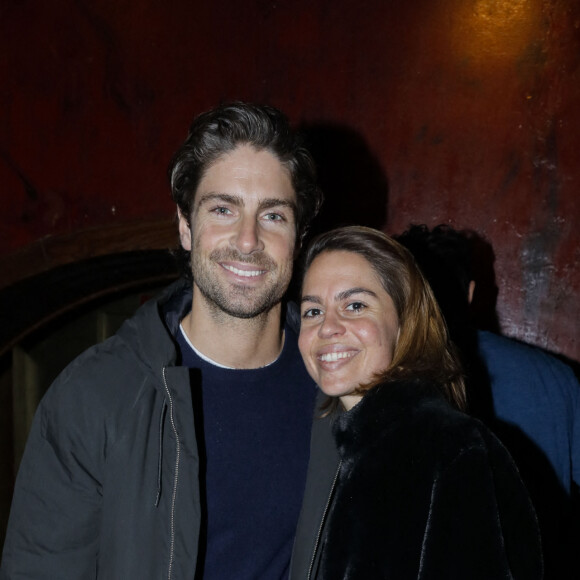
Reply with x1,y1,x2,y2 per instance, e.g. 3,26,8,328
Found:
477,330,580,495
476,330,580,578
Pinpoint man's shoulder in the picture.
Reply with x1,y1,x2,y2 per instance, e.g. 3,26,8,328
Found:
38,333,149,428
39,281,190,425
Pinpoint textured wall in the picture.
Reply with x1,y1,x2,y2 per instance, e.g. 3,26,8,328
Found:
1,0,578,361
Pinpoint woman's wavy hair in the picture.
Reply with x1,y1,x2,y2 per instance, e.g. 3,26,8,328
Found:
301,226,466,411
168,102,323,279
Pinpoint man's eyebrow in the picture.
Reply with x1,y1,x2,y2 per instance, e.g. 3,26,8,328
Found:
196,193,296,214
196,192,241,206
257,198,296,213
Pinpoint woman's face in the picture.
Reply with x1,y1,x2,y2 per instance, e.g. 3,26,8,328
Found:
299,250,400,410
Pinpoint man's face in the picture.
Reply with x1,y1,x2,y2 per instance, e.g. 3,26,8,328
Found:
178,144,297,319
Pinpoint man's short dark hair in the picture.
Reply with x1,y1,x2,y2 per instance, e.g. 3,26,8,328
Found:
169,101,323,247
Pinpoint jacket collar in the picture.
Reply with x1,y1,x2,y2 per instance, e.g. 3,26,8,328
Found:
116,278,300,380
114,278,191,377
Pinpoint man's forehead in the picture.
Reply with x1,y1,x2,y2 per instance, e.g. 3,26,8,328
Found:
193,146,296,207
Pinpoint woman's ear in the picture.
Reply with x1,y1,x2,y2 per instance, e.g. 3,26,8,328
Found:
177,209,192,251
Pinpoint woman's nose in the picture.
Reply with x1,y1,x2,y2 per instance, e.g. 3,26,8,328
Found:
318,310,345,338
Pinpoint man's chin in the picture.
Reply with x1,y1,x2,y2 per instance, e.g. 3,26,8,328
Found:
193,270,290,321
217,298,281,320
200,289,282,320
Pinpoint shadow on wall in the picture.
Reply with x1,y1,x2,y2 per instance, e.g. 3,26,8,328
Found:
468,233,500,334
298,122,389,238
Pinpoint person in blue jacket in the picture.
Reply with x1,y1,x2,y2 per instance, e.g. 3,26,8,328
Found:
396,223,580,580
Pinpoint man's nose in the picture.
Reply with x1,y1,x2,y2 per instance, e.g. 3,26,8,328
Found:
231,215,264,254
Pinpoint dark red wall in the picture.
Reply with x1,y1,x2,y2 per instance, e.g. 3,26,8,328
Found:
1,0,578,361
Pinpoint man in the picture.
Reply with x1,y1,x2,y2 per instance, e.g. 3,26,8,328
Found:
1,102,323,579
396,223,580,579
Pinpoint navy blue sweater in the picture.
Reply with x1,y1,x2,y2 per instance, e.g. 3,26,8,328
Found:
177,323,316,579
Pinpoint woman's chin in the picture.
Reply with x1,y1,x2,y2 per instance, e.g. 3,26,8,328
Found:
317,382,362,409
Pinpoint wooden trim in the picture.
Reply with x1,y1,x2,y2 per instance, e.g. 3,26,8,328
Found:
0,218,179,291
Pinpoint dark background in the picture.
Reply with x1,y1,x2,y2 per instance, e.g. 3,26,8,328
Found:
1,0,578,361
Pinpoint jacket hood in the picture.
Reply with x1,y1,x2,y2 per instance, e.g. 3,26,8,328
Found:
115,278,192,381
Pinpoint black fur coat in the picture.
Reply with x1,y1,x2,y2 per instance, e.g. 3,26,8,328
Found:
315,379,543,579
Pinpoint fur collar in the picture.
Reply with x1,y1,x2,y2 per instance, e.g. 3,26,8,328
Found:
332,379,457,460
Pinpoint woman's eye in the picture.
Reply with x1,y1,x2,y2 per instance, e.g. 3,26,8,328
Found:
302,307,322,319
345,302,366,312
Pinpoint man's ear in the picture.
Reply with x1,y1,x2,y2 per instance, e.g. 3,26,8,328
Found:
177,209,192,251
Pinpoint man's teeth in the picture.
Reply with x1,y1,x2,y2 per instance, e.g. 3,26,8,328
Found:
319,351,355,362
223,265,264,277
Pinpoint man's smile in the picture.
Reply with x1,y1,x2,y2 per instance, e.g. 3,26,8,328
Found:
221,263,267,278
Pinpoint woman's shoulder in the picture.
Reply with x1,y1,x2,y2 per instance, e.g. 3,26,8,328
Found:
335,378,500,462
393,379,503,452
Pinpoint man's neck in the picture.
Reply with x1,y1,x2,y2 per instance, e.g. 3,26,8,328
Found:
181,292,285,369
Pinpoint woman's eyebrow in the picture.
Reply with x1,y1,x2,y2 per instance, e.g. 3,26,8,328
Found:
301,295,322,305
336,288,377,301
301,288,377,305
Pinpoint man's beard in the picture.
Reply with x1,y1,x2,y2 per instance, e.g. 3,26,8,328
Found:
191,247,292,319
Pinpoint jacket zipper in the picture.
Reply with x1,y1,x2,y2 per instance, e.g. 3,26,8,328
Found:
162,366,181,580
155,401,168,507
307,459,342,580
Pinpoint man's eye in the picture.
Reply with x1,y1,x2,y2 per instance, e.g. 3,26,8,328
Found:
212,206,232,215
345,302,365,312
264,212,283,221
302,307,322,319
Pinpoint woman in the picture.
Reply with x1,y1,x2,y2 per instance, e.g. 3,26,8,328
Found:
291,226,542,579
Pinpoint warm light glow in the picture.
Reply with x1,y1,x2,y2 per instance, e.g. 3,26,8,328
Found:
450,0,543,67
